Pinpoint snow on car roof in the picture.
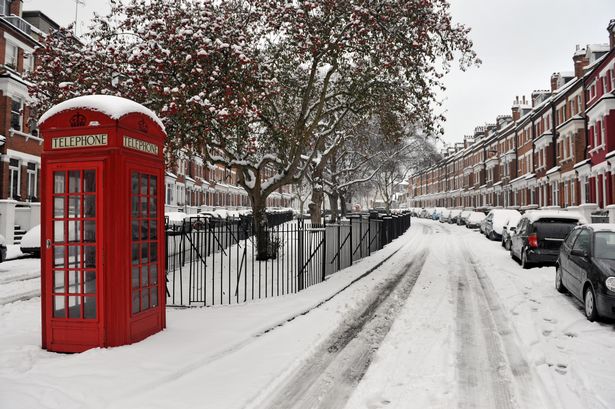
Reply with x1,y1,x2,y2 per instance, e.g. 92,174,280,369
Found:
523,210,586,223
586,223,615,232
38,95,165,131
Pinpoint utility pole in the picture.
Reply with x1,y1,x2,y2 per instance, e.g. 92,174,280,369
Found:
73,0,85,36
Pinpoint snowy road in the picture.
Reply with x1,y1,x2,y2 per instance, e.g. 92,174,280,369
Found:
1,219,615,409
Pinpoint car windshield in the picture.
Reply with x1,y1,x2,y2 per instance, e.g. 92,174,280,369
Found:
594,232,615,260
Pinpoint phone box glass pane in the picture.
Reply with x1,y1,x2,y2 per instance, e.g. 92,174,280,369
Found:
84,296,96,319
54,197,65,218
84,271,96,294
68,295,81,318
84,195,96,217
69,170,81,193
84,246,96,268
54,270,65,292
54,172,65,194
84,170,96,192
53,296,66,318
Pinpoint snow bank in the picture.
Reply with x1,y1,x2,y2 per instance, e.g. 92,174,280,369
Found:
38,95,165,131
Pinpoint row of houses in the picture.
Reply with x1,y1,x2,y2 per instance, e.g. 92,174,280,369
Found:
409,19,615,221
0,1,293,244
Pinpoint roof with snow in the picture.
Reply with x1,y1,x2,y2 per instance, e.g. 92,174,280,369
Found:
38,95,165,131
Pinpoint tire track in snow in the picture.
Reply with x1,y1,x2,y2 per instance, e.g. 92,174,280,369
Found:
452,229,548,409
253,249,429,409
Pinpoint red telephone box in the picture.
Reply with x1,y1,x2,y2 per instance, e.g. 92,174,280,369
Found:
39,95,167,353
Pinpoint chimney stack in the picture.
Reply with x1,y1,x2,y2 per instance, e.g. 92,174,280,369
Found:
9,0,22,17
550,73,560,92
573,45,589,78
511,96,521,121
609,19,615,50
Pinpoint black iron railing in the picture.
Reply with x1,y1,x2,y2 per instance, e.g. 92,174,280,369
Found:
165,212,411,307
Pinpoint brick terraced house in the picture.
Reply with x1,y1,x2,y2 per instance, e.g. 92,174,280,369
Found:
409,19,615,223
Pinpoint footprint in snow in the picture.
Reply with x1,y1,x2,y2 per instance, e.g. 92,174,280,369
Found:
564,331,577,338
555,363,568,374
543,317,557,323
542,329,552,336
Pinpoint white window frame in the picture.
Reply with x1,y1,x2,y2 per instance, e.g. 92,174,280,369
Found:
5,42,18,69
9,158,20,199
552,181,559,206
10,97,23,132
26,163,37,199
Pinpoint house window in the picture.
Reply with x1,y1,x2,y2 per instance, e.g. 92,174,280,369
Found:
166,183,174,205
564,181,569,207
11,98,22,131
9,158,20,199
0,0,9,15
26,162,37,199
601,118,607,148
23,53,33,74
5,43,18,69
552,182,559,206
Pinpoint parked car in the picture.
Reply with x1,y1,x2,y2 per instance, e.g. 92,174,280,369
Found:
0,234,6,262
483,209,521,241
449,209,463,224
501,212,523,250
457,210,472,226
432,207,447,221
439,209,452,223
20,225,41,257
466,211,486,229
556,224,615,321
510,211,585,269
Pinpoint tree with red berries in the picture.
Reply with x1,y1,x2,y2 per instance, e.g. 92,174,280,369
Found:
29,0,478,259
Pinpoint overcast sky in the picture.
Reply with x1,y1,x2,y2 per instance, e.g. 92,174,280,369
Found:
22,0,615,148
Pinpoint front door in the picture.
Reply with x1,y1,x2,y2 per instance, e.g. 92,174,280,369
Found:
45,162,103,347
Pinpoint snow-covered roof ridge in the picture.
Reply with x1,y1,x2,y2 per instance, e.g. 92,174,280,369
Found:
38,95,165,131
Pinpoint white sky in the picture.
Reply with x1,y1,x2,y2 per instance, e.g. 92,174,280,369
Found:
21,0,615,148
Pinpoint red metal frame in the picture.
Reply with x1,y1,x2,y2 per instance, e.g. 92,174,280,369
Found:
40,105,166,353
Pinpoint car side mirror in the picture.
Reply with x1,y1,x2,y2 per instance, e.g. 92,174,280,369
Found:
571,249,589,258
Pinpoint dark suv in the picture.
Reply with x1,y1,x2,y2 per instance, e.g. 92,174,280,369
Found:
510,211,584,268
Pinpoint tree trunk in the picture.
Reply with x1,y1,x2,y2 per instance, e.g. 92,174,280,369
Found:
309,175,324,225
250,194,274,260
309,189,323,225
327,191,339,223
340,194,347,217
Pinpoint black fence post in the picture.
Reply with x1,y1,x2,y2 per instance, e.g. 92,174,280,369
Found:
298,217,305,291
359,215,363,259
322,217,326,282
337,223,341,272
349,216,354,265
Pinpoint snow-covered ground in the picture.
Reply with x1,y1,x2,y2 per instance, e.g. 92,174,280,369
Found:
1,219,614,409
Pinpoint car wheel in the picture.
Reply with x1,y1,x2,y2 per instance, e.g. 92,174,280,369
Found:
505,240,511,251
488,231,495,241
521,248,531,269
584,286,599,322
555,266,567,293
